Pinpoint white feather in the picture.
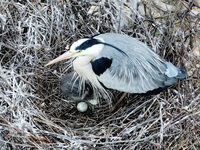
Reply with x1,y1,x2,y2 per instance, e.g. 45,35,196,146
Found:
165,62,178,77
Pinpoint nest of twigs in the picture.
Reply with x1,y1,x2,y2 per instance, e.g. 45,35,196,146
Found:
0,0,200,149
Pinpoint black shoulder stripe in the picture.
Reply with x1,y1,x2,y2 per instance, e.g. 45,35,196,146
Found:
91,57,112,76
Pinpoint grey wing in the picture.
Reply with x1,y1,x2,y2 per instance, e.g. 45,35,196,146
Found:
95,52,168,93
93,33,182,93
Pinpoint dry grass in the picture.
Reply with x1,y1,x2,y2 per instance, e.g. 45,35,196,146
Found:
0,0,200,149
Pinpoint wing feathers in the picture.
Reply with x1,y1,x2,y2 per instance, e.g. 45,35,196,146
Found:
91,33,186,94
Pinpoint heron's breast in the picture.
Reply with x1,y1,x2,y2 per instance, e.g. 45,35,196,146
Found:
73,56,101,88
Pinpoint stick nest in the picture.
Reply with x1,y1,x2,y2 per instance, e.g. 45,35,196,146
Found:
0,0,200,149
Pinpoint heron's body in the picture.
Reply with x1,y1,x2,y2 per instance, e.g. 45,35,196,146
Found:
46,33,186,97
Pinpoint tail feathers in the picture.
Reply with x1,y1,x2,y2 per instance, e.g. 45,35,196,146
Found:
141,64,187,95
176,66,187,79
164,63,187,86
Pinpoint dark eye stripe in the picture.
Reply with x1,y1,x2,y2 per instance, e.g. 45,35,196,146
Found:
75,38,128,56
75,38,101,50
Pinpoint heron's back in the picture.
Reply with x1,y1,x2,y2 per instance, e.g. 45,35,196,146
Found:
92,33,186,94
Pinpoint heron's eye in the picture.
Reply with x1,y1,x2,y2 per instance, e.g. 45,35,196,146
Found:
78,50,82,53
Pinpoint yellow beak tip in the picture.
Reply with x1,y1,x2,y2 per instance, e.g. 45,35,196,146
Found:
45,62,52,67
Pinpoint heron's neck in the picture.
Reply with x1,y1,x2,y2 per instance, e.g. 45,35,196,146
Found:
73,55,95,76
72,55,105,94
74,55,94,66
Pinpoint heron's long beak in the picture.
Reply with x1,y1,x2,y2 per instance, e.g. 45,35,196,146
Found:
45,51,74,66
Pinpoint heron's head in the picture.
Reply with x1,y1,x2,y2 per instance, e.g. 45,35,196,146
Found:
45,37,104,66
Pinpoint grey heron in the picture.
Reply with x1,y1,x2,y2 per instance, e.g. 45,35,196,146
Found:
46,33,186,100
